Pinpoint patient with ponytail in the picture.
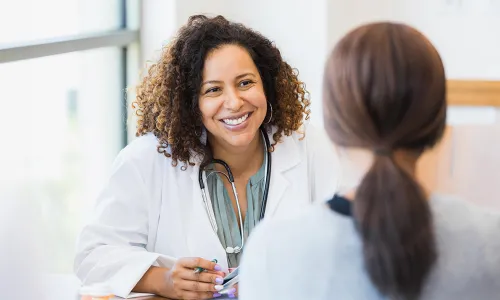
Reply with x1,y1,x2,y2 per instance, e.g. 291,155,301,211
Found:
239,22,500,300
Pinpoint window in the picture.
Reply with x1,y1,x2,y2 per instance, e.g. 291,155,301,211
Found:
0,0,139,273
0,0,122,44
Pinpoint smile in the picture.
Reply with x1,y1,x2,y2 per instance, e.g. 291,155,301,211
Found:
221,113,251,126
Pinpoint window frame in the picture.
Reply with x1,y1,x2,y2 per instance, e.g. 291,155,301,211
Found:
0,0,139,147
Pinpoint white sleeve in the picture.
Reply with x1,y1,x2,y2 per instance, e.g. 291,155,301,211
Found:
74,148,176,298
305,124,342,203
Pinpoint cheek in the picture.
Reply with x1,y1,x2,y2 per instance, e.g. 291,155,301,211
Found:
246,88,267,110
199,98,221,120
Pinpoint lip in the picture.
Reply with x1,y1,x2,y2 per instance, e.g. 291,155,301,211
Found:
219,112,253,132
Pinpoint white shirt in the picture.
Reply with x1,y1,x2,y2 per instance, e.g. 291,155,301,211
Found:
74,124,341,298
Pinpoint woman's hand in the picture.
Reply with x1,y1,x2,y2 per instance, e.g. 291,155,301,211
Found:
163,257,227,299
134,257,237,299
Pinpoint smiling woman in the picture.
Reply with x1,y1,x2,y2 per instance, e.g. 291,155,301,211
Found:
74,15,342,299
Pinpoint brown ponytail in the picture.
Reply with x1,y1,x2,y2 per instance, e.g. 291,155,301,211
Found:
355,154,436,299
323,22,446,299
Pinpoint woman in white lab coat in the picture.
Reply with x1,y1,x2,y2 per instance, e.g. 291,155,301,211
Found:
74,15,340,299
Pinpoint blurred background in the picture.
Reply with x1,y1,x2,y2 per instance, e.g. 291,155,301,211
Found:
0,0,499,287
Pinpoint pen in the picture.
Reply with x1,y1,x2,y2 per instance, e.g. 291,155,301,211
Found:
194,259,217,273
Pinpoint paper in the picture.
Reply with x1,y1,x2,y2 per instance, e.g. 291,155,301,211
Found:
112,292,154,299
81,284,153,299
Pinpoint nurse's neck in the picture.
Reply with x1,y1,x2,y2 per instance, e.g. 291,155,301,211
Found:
208,132,264,179
338,148,420,201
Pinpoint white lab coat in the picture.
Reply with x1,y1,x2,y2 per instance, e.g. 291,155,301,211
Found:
74,124,341,298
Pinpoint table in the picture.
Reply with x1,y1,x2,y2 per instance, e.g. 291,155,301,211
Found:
41,274,237,300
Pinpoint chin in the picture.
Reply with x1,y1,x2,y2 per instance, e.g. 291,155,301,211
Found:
224,131,258,148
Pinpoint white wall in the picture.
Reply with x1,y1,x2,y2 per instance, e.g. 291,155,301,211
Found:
326,0,397,50
393,0,500,80
395,0,500,124
140,0,177,65
325,0,500,125
325,0,500,80
140,0,500,128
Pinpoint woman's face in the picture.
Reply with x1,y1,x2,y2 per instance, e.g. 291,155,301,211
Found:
199,44,267,151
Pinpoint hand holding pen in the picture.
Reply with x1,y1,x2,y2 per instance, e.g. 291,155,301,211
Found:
162,257,227,299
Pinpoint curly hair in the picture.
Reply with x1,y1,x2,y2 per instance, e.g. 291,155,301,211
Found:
133,15,310,169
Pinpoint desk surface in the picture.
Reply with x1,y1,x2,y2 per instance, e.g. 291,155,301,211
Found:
114,296,235,300
42,275,237,300
128,296,236,300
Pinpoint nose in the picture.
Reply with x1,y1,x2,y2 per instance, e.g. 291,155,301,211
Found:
223,87,244,112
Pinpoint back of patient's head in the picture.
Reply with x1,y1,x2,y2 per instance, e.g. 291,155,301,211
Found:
323,22,447,299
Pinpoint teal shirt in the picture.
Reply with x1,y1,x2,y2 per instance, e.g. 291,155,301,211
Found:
206,156,267,268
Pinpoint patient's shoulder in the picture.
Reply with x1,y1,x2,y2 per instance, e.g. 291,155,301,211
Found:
431,194,500,235
431,194,500,274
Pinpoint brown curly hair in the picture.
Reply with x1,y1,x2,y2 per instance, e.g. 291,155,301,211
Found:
133,15,310,169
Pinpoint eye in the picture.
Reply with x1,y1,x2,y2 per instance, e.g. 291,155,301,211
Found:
204,87,221,94
239,79,255,87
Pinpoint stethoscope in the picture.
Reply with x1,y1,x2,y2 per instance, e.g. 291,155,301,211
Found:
198,128,272,254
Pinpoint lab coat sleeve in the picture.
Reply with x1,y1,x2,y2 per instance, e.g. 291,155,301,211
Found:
305,124,342,202
74,147,175,298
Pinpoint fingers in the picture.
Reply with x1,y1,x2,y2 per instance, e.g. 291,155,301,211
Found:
204,270,226,277
181,269,224,284
178,257,221,272
233,283,239,296
177,279,223,292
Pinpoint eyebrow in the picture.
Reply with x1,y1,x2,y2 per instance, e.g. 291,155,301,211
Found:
201,72,256,86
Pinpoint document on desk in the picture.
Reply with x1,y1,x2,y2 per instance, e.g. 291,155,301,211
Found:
81,285,153,299
111,292,153,299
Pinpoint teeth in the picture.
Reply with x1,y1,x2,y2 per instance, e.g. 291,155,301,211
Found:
223,113,249,125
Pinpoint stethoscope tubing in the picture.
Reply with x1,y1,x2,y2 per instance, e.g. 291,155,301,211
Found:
198,127,272,253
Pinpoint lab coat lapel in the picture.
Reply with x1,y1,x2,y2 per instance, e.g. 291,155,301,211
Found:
264,131,301,217
186,163,228,270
